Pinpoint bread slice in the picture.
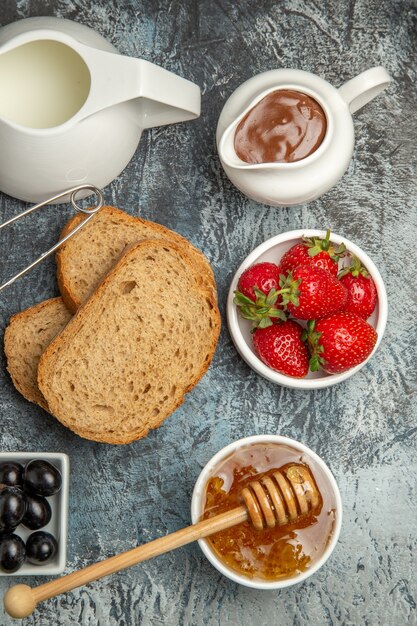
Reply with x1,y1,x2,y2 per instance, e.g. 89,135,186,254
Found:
4,298,72,411
57,205,216,313
38,240,221,444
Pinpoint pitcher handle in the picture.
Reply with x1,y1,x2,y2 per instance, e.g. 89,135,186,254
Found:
338,66,391,114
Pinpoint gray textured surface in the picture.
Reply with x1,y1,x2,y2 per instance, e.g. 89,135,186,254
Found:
0,1,416,625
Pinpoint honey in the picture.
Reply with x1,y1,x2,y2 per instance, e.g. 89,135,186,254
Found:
202,443,337,581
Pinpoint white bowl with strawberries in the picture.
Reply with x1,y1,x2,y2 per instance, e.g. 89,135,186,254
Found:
227,229,387,389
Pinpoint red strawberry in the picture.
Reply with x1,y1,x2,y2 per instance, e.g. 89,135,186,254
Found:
279,265,348,320
237,262,282,301
253,321,309,378
339,256,377,319
304,312,378,374
234,262,286,329
280,230,346,277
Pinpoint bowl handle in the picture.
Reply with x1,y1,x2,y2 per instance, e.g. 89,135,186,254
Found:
338,66,391,114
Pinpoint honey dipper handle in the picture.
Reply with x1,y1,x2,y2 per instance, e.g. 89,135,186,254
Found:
4,505,248,619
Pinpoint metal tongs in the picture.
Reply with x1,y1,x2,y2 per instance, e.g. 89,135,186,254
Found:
0,184,104,293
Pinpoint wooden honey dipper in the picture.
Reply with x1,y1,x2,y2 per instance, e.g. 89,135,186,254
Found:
4,463,320,619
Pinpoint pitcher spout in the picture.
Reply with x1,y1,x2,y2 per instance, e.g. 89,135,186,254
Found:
78,44,201,128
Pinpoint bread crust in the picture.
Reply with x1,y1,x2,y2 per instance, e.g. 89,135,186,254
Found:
56,205,216,313
39,240,221,444
4,297,71,411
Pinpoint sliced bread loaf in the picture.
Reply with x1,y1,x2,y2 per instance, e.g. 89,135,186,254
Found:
38,240,220,444
4,298,72,411
57,205,216,313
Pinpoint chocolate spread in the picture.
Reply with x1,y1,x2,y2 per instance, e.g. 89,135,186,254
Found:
234,89,327,164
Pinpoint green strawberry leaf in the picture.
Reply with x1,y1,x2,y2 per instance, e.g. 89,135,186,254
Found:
268,309,287,320
309,354,321,372
305,320,326,372
303,229,346,262
338,254,369,279
233,291,256,306
234,289,287,329
258,317,273,329
265,289,279,306
278,272,301,309
307,319,316,332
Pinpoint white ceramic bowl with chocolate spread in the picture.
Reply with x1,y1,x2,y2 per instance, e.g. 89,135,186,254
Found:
217,67,390,206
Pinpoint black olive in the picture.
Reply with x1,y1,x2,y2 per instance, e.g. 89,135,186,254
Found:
0,533,26,573
23,460,62,497
26,531,58,565
0,462,23,487
22,493,52,530
0,486,26,531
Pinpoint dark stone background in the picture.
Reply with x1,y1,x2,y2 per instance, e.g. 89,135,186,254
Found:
0,1,416,625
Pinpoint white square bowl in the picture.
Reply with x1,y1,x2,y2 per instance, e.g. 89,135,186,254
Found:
0,452,69,576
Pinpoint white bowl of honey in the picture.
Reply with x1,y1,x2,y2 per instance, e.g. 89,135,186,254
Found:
191,435,342,589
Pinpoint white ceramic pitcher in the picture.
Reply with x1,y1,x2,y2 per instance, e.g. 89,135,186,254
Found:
0,17,201,202
217,67,391,206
